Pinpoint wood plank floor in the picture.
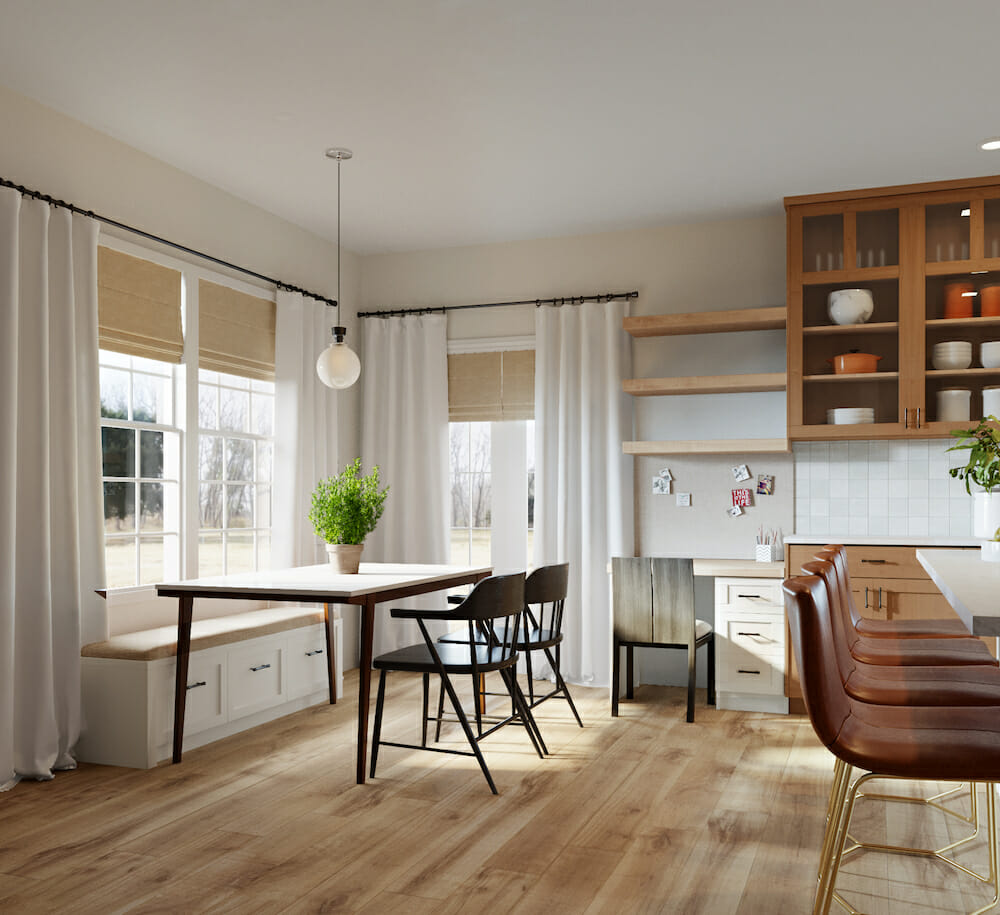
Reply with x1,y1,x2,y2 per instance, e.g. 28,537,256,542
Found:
1,673,994,913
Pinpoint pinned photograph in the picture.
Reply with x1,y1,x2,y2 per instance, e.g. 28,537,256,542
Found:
659,467,673,480
731,463,751,482
652,476,671,494
756,474,774,495
727,505,743,517
732,488,753,508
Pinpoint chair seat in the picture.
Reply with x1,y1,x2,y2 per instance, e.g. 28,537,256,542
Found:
373,640,518,674
855,616,971,638
695,619,713,641
849,634,997,666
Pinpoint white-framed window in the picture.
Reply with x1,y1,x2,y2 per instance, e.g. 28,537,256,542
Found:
98,236,275,599
197,370,274,576
100,351,181,588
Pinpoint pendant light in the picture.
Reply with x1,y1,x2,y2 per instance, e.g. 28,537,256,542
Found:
316,147,361,389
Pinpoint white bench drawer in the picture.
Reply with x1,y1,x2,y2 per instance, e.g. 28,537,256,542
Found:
228,643,284,719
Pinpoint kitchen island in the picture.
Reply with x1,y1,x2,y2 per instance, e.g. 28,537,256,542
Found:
916,549,1000,637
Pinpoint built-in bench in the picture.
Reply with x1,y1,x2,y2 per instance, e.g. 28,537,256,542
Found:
77,606,343,769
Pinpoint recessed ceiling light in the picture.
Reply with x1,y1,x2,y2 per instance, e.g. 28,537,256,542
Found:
982,137,1000,150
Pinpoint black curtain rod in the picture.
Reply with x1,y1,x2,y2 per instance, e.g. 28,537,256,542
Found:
357,290,639,319
0,176,338,309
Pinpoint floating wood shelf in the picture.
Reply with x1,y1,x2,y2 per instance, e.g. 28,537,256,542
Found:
802,371,900,383
623,439,790,455
802,321,899,336
623,306,786,338
624,372,786,396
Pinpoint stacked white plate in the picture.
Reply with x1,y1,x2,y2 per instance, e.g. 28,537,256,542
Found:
826,407,875,425
932,341,973,370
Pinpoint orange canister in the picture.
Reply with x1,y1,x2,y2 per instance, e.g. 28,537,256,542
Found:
981,284,1000,317
944,281,975,318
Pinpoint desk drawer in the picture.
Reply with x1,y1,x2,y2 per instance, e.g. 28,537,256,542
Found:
228,643,284,719
716,578,782,609
721,617,784,656
715,648,784,694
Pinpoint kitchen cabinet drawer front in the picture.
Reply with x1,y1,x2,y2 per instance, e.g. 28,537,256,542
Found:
721,616,784,657
228,643,284,719
716,578,783,609
287,626,330,699
845,546,930,581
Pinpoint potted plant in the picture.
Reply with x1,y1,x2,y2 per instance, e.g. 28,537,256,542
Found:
309,458,389,573
947,415,1000,558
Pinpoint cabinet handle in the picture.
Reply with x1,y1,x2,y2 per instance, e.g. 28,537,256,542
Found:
737,594,762,599
250,663,272,672
878,587,884,611
916,407,921,429
861,559,887,564
737,669,761,675
305,648,324,657
864,586,870,610
904,406,910,428
737,631,763,637
186,680,207,690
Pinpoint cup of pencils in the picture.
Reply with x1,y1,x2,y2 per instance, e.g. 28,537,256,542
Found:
755,528,778,562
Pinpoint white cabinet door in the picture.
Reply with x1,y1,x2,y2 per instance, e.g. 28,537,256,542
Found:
287,626,332,699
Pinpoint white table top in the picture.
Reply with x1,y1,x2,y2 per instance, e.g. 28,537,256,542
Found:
156,562,493,602
916,549,1000,636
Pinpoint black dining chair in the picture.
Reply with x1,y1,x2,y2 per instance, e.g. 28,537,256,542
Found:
368,572,545,794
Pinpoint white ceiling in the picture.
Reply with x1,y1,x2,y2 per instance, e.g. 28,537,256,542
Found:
1,0,999,255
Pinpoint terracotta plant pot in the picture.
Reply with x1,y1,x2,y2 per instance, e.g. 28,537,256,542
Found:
326,542,364,574
827,351,881,374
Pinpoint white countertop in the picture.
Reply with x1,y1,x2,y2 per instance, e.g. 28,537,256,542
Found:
785,535,981,548
692,559,785,579
916,548,1000,636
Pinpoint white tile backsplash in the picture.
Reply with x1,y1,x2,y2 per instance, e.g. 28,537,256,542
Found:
793,439,973,538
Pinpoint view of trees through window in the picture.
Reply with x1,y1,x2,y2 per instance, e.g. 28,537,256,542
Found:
450,420,534,569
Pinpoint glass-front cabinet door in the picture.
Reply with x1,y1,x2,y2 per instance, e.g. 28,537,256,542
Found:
919,189,1000,432
789,204,904,439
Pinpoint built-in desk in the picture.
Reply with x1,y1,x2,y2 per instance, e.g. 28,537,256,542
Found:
693,559,785,579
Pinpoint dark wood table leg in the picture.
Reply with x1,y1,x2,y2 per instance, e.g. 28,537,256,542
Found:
172,595,194,763
324,602,338,705
356,597,376,784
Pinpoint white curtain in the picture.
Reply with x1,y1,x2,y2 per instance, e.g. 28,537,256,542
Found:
273,289,339,568
0,189,105,790
361,313,450,655
533,299,634,688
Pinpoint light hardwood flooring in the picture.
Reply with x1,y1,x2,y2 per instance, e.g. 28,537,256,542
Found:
1,673,995,914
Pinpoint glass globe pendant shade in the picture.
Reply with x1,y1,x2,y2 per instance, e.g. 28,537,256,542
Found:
316,327,361,389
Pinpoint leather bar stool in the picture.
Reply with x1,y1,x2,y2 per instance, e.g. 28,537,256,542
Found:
817,544,971,638
802,549,996,667
784,574,1000,915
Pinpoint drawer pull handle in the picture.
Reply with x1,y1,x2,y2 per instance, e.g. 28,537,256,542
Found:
250,663,272,672
305,649,324,657
861,559,887,564
737,594,762,599
737,669,761,675
186,680,207,690
737,631,763,637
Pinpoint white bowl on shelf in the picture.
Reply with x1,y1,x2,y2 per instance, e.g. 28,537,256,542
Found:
932,341,973,370
982,341,1000,369
827,289,874,325
826,407,875,425
937,388,971,423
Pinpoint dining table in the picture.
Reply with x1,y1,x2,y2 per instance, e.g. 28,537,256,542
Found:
916,548,1000,637
156,561,492,784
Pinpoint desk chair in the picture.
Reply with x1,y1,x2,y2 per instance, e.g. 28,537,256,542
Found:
611,557,714,722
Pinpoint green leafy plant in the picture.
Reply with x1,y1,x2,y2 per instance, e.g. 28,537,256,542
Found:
947,415,1000,495
309,458,389,545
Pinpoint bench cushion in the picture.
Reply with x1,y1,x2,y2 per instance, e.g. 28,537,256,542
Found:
81,606,326,661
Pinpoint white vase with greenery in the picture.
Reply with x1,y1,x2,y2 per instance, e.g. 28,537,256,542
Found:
309,458,389,573
947,415,1000,558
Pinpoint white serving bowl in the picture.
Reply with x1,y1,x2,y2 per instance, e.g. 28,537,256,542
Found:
932,341,973,370
828,288,874,325
982,341,1000,369
826,407,875,425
